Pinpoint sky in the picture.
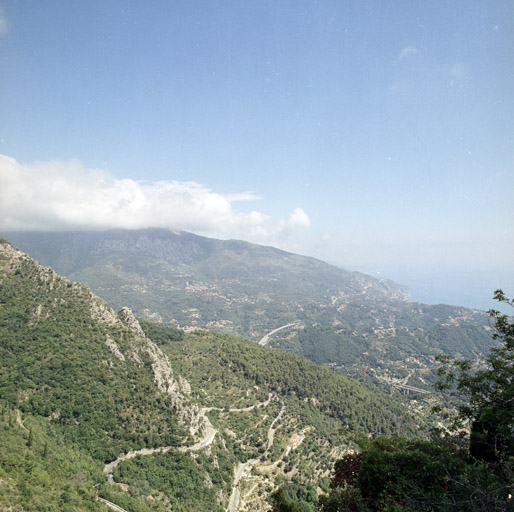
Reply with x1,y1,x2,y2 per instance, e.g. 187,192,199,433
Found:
0,1,513,310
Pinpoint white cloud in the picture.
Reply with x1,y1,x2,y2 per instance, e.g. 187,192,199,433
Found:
396,46,418,61
0,154,310,242
0,8,9,38
289,208,311,228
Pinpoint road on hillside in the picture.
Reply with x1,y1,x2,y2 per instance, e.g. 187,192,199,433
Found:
104,407,218,483
227,458,259,512
227,398,286,512
229,393,273,412
102,393,281,512
103,446,173,484
258,323,299,346
266,404,286,451
179,407,218,452
97,497,129,512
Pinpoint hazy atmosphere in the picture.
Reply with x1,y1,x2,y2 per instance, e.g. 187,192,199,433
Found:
1,1,513,310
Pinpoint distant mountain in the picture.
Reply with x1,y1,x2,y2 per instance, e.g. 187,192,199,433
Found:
0,238,417,511
4,229,494,385
3,228,408,320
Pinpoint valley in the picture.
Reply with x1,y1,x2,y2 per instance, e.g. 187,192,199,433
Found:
0,236,420,511
5,229,494,391
0,231,503,511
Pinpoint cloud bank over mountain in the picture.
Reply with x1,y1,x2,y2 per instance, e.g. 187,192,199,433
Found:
0,154,310,242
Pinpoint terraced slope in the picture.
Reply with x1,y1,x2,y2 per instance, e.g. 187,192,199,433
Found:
0,239,419,511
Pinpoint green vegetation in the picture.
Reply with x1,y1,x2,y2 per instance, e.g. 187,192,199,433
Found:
155,327,417,438
435,290,514,463
138,318,184,344
313,292,514,512
134,321,419,510
0,240,189,510
113,450,233,512
0,404,104,511
2,235,507,512
271,482,318,512
1,240,418,511
318,436,512,512
5,229,494,389
0,403,157,511
0,251,184,463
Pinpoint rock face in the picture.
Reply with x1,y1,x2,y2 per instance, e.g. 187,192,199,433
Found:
0,238,201,437
118,307,146,335
0,239,26,272
90,302,201,434
116,306,200,430
90,296,119,327
105,334,126,361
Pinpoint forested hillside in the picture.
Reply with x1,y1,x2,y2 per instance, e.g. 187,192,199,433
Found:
0,240,194,510
4,229,494,391
0,240,191,463
154,324,416,437
0,239,421,511
133,322,419,511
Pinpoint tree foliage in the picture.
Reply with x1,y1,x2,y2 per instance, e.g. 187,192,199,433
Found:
435,289,514,463
319,290,514,511
320,435,513,512
0,244,184,464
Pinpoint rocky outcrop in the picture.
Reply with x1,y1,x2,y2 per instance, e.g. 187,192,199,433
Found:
0,238,202,437
90,296,202,435
118,307,145,335
105,334,126,361
116,306,201,434
0,240,27,273
90,297,119,326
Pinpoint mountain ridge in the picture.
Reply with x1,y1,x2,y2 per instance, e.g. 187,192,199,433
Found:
0,237,199,458
3,227,408,302
0,238,418,511
3,229,494,389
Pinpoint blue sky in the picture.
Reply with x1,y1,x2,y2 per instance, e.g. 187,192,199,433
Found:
0,1,513,310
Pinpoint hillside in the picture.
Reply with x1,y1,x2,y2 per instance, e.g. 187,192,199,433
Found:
4,229,494,389
0,239,418,511
0,239,198,460
3,229,407,330
129,322,419,511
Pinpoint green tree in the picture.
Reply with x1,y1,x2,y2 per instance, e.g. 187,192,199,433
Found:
435,289,514,462
319,290,514,511
270,487,304,512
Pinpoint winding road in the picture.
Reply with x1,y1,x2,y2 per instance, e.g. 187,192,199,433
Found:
97,497,129,512
266,404,286,451
101,319,298,512
103,407,218,484
102,394,284,512
227,457,260,512
227,399,286,512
